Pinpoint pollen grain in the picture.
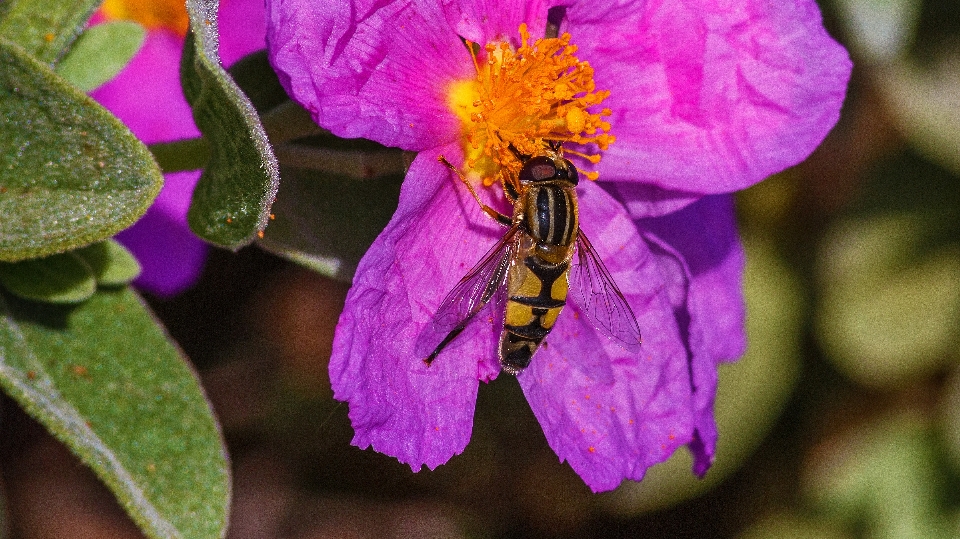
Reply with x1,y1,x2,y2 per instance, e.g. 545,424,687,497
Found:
447,23,614,191
101,0,190,36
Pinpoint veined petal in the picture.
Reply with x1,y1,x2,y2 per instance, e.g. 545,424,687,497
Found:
441,0,552,45
642,195,747,365
570,0,851,193
639,194,746,474
267,0,473,151
330,146,505,469
520,180,695,492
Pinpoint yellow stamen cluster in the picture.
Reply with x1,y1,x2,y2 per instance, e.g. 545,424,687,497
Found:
448,24,614,185
101,0,190,36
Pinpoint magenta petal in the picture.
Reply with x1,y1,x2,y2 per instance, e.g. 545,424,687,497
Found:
601,182,702,219
219,0,268,66
90,30,200,144
575,0,851,193
330,146,506,469
519,181,695,492
642,195,747,365
267,0,472,150
639,195,746,474
442,0,552,44
115,171,208,297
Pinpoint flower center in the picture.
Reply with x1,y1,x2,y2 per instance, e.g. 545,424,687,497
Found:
448,24,614,186
101,0,190,36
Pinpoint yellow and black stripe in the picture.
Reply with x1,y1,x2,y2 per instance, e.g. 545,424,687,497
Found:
524,184,578,252
500,255,570,374
499,180,578,374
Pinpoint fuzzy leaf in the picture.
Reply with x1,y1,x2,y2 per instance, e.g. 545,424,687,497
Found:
0,38,163,262
180,0,278,249
0,252,96,304
0,289,229,539
55,20,146,92
0,0,100,64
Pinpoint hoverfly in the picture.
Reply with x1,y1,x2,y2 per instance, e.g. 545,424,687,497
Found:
419,142,642,375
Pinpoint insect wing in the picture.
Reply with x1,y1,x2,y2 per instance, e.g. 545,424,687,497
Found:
415,225,520,358
569,229,642,352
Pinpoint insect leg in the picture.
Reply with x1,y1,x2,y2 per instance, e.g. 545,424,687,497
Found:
423,324,468,366
545,6,566,39
438,155,511,226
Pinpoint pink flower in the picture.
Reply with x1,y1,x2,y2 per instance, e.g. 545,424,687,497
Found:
91,0,267,296
267,0,850,491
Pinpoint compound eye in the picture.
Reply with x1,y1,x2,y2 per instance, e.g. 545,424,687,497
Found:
562,159,580,186
519,156,557,183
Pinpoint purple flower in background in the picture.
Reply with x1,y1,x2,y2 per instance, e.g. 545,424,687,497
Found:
91,0,266,296
268,0,850,491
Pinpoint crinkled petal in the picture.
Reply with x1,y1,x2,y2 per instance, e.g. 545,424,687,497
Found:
441,0,552,44
570,0,851,193
267,0,472,150
330,146,506,470
115,171,208,297
519,180,696,492
639,194,746,475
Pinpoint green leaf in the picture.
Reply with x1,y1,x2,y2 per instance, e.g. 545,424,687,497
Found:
815,152,960,389
0,289,229,539
0,38,163,262
258,163,404,281
739,513,851,539
0,0,101,64
817,217,960,388
55,20,146,92
225,49,400,279
806,416,952,539
226,49,324,146
74,240,141,286
180,1,279,249
0,252,96,304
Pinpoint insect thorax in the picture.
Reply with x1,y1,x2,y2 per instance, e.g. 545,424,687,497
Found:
518,182,579,266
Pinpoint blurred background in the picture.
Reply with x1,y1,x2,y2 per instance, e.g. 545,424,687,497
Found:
2,0,959,537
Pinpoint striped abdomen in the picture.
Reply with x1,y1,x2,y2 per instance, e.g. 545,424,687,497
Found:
500,183,578,374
